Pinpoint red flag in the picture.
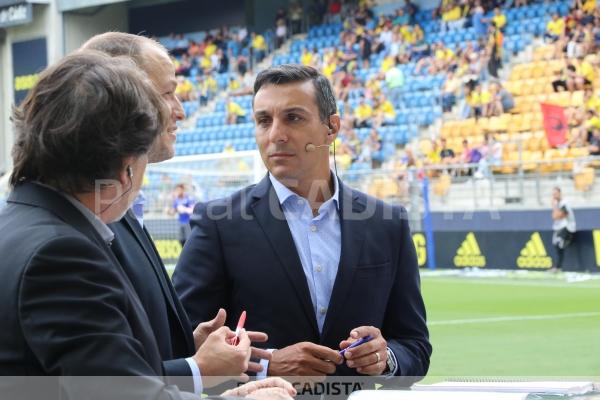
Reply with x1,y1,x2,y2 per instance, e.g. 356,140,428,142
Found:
541,103,568,147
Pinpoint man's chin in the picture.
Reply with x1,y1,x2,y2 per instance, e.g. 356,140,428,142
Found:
148,148,175,164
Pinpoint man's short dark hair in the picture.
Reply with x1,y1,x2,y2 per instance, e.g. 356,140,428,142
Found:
253,64,337,123
10,50,168,193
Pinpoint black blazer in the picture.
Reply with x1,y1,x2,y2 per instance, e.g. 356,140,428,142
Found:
174,176,431,379
0,182,203,399
109,211,196,381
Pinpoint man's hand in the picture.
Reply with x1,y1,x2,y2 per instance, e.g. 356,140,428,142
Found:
192,309,271,374
193,326,251,384
268,342,343,376
221,377,296,399
339,326,388,376
193,308,227,350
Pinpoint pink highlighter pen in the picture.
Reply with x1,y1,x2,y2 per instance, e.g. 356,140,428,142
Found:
230,310,246,346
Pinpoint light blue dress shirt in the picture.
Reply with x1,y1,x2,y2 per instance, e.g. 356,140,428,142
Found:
269,173,341,333
257,174,399,378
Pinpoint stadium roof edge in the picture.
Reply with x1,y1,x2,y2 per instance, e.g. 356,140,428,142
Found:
0,0,49,5
57,0,127,12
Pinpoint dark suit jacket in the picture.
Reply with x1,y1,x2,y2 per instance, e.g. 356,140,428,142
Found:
0,182,217,399
109,211,196,383
174,176,431,379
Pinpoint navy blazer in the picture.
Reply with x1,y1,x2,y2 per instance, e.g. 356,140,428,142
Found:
0,182,202,399
109,211,196,382
174,176,431,379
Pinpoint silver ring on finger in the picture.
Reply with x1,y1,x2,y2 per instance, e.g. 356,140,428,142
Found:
375,352,381,364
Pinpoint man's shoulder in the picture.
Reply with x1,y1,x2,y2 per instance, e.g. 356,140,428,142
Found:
191,183,259,217
343,184,409,221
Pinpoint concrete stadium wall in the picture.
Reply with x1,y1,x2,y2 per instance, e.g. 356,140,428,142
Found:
63,3,128,53
0,2,63,173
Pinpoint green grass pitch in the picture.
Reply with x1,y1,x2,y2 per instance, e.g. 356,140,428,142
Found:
421,274,600,379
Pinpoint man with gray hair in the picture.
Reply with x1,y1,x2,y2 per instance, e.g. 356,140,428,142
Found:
81,32,278,395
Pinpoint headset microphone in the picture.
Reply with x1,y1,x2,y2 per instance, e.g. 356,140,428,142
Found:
99,166,133,214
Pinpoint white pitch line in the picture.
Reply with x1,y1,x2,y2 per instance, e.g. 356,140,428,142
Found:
429,312,600,326
423,278,600,289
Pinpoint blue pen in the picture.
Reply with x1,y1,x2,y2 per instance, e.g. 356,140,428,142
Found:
339,335,373,355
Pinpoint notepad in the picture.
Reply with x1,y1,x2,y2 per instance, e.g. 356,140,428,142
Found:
349,390,529,400
412,381,596,395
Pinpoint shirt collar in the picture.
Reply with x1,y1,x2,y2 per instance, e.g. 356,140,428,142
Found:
268,171,340,211
35,182,115,245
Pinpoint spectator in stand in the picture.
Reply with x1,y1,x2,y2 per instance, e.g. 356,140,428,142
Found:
467,83,492,118
487,23,503,78
289,1,304,35
170,183,195,247
472,2,488,40
275,17,287,49
226,97,247,125
441,1,464,31
198,73,217,106
176,54,192,76
216,48,229,74
405,0,419,24
552,62,578,92
300,47,315,67
360,128,383,168
459,139,478,176
545,13,565,43
393,8,410,26
175,75,194,102
373,95,396,127
384,57,404,105
228,75,242,93
251,32,267,65
440,138,456,165
237,53,249,75
354,97,374,128
491,7,506,31
566,25,586,59
589,128,600,155
488,81,514,115
327,0,342,23
577,54,596,87
441,71,460,112
425,140,442,167
475,133,502,179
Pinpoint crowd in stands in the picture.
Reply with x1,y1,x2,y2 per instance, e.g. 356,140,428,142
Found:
160,0,600,195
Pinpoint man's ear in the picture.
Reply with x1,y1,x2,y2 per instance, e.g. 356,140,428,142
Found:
327,114,341,144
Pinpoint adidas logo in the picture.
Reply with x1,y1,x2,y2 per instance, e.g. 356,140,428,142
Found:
454,232,486,267
517,232,553,269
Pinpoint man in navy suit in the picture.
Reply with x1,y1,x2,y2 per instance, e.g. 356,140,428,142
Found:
174,65,431,381
82,32,273,394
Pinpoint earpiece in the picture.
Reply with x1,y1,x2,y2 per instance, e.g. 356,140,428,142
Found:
127,166,133,178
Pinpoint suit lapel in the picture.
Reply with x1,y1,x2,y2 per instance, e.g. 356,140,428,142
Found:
122,211,195,353
249,176,320,338
321,182,368,340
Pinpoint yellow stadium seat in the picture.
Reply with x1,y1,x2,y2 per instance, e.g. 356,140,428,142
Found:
569,147,590,158
522,150,541,172
574,167,595,191
499,151,519,174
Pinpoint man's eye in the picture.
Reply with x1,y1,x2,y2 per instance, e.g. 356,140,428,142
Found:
288,114,302,122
